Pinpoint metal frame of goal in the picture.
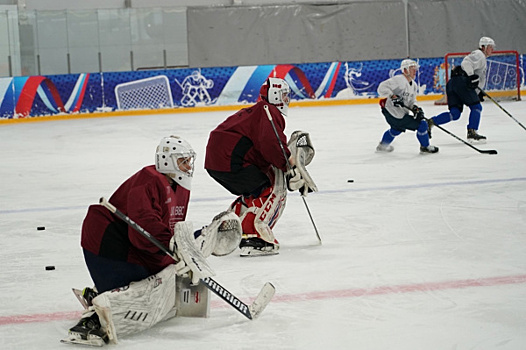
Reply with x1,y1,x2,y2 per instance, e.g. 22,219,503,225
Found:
435,50,522,105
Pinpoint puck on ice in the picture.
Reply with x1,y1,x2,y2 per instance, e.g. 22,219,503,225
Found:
37,226,45,230
45,266,55,271
347,179,354,183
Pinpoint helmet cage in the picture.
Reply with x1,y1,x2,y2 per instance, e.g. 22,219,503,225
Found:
155,136,196,190
260,77,291,116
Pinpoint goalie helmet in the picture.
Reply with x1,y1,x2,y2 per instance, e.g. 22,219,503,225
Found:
260,77,291,117
400,59,419,72
479,36,495,48
155,135,196,190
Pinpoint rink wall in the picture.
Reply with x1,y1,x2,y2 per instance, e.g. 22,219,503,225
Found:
0,55,524,122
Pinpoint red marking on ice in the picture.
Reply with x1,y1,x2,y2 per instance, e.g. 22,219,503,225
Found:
2,274,526,325
0,311,81,326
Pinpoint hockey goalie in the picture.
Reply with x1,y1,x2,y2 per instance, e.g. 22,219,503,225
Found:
62,136,242,346
205,77,318,257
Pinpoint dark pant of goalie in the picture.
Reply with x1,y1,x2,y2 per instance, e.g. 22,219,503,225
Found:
83,249,151,293
207,166,271,198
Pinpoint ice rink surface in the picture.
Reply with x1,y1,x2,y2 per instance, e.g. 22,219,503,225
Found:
1,99,525,349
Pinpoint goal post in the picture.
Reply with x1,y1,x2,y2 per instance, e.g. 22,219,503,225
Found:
435,50,522,105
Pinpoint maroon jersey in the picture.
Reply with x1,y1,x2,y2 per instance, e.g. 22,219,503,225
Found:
81,165,190,274
205,100,290,174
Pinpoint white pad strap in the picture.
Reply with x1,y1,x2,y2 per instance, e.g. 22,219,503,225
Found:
254,167,287,244
92,264,178,343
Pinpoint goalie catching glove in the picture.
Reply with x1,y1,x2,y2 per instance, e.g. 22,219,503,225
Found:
286,131,318,196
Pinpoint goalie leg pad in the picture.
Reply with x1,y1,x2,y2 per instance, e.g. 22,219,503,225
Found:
231,167,287,246
253,167,287,244
92,264,178,343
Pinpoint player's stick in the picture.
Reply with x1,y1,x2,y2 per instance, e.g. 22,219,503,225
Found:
479,89,526,131
99,197,275,320
263,105,322,244
402,103,498,155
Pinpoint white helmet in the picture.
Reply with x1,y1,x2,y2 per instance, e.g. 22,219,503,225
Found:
400,59,419,72
479,36,495,48
260,77,291,117
155,135,196,190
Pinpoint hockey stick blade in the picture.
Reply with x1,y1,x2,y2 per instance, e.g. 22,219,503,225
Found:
400,103,497,155
480,149,498,155
201,277,275,320
249,282,276,319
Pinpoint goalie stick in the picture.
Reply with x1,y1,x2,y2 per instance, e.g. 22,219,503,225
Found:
402,103,498,155
263,104,322,244
99,197,275,320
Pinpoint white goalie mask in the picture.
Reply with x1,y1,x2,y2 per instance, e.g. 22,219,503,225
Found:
155,135,196,190
260,77,291,117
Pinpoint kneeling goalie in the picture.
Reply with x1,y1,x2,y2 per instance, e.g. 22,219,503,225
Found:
62,136,242,346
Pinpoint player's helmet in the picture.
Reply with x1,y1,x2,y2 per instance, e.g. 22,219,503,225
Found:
400,59,419,72
260,77,291,117
479,36,495,48
155,135,196,190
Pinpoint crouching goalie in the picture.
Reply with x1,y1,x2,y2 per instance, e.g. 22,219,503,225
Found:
205,77,317,257
62,135,242,346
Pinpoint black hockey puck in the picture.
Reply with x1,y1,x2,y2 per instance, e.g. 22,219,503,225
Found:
347,179,354,183
45,266,55,271
37,226,45,230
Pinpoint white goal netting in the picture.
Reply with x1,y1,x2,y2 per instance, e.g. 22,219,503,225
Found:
115,75,174,110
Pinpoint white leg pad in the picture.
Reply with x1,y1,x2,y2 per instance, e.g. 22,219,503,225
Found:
254,167,287,244
92,264,178,343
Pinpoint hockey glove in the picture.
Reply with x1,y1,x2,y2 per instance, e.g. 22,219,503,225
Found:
478,91,485,102
411,105,424,121
286,167,305,192
468,74,479,89
391,95,404,107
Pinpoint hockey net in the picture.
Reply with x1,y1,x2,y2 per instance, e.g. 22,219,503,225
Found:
434,50,522,105
115,75,174,110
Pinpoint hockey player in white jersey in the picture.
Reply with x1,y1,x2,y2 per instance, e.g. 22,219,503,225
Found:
376,59,437,154
428,37,495,141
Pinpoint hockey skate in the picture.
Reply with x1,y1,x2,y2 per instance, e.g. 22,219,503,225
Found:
61,311,109,347
72,287,98,309
376,142,394,152
239,237,279,257
420,145,439,154
467,129,487,143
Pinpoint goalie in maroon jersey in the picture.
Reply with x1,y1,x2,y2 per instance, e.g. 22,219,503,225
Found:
205,77,317,257
63,136,242,346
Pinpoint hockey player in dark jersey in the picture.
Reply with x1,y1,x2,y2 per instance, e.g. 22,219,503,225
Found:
428,37,495,142
63,136,242,346
205,77,316,257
